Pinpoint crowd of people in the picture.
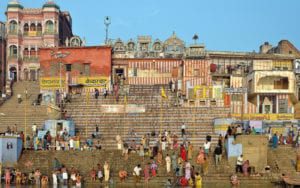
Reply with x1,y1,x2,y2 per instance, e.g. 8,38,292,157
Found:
110,126,221,187
225,123,300,149
8,93,299,188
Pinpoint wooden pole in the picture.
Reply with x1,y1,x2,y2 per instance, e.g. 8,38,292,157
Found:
24,90,27,149
160,97,163,134
123,94,126,138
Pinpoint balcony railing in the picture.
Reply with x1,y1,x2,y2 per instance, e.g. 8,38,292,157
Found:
23,56,39,62
44,31,57,35
7,55,21,60
23,31,42,37
8,31,18,35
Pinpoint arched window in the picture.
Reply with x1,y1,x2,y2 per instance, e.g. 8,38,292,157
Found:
45,20,54,33
23,23,29,36
23,48,29,57
9,20,18,34
30,23,36,31
9,45,18,57
30,47,36,57
37,23,42,35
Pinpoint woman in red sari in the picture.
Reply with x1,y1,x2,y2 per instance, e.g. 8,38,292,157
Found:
150,161,158,177
180,145,187,161
196,147,205,165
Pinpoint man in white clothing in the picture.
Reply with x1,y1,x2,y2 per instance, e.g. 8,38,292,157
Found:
236,154,243,173
133,164,142,183
165,154,171,173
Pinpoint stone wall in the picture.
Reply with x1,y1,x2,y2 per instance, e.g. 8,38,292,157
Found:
236,135,268,173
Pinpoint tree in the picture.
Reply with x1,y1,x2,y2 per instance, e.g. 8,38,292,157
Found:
192,34,199,44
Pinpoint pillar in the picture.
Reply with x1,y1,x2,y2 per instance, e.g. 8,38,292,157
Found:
276,95,279,114
244,92,248,114
256,95,260,113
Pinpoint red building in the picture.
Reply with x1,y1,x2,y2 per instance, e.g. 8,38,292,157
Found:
39,46,112,93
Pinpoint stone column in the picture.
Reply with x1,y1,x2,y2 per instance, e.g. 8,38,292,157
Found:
256,95,260,113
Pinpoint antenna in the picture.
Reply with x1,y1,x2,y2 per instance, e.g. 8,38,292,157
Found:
104,16,111,45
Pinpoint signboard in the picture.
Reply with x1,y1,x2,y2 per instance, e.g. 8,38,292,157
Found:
249,120,263,133
232,113,294,120
78,77,109,88
40,77,65,90
213,85,223,99
224,87,247,93
193,85,213,99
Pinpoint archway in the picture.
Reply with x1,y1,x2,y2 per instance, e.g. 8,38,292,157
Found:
37,68,40,81
30,69,36,81
9,20,17,34
9,67,17,81
45,20,54,33
24,68,29,81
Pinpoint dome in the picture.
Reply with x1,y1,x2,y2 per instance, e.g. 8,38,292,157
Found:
43,0,60,10
7,0,24,9
164,32,184,47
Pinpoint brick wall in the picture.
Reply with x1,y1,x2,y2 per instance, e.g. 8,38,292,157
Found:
39,46,112,77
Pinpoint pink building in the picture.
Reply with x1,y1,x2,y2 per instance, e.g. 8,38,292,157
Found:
0,21,6,93
6,1,72,82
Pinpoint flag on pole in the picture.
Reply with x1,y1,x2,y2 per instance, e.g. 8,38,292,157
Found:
161,87,167,99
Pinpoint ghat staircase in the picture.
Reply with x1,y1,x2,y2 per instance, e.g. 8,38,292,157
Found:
65,85,230,149
0,81,48,133
16,148,275,186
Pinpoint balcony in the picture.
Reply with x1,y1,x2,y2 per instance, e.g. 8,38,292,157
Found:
247,71,295,95
7,55,21,62
8,30,18,35
44,31,57,35
23,31,42,37
23,56,39,62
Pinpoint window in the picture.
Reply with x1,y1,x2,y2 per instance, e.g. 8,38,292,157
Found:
278,99,288,113
23,23,29,35
9,45,18,57
9,20,18,34
84,64,90,76
45,20,54,33
30,23,36,31
30,48,36,57
133,67,137,77
23,48,29,57
37,23,42,35
66,64,72,72
274,78,289,89
231,94,242,101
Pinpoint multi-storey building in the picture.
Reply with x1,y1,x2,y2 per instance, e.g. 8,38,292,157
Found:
6,0,72,82
0,21,6,93
111,34,300,115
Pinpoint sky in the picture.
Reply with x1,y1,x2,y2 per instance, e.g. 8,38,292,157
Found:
0,0,299,52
